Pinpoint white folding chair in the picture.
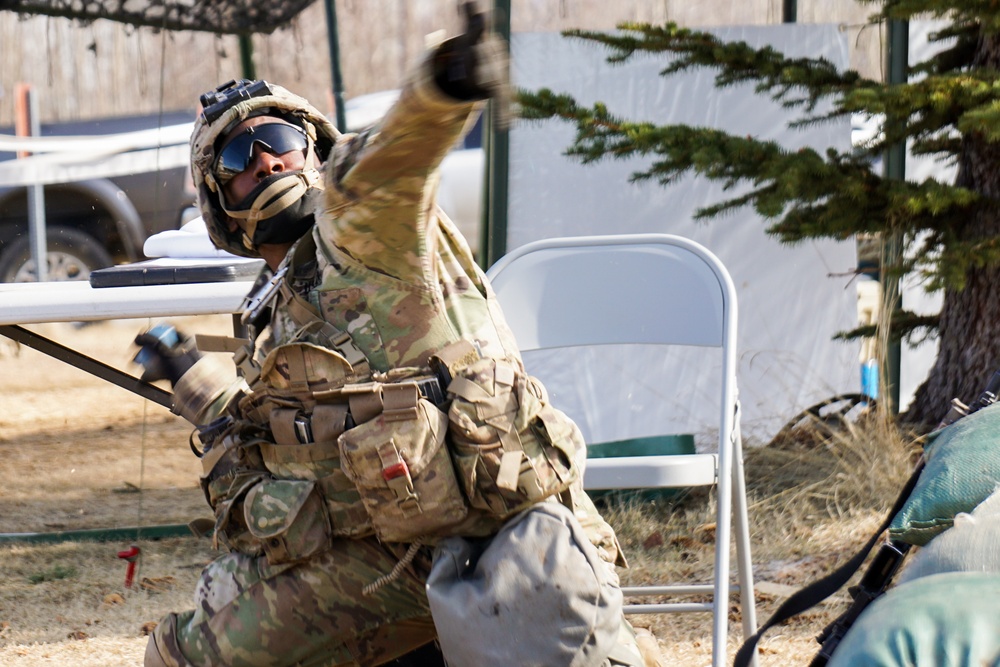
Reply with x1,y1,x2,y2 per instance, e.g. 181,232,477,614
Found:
486,233,757,667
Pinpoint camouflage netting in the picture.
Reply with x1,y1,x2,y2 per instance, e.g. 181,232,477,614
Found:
0,0,315,34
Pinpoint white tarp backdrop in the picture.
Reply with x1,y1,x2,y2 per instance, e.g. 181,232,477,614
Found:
506,25,860,448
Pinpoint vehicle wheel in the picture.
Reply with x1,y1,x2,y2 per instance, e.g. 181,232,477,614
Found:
0,227,114,282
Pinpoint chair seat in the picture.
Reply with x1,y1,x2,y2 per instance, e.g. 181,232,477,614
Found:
584,454,718,490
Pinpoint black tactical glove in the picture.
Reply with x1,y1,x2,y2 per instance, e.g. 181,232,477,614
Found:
433,1,510,117
133,322,201,386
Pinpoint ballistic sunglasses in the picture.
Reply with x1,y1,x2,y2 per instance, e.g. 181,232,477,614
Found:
214,122,308,184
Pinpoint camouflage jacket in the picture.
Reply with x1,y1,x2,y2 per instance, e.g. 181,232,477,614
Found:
180,44,612,553
182,53,517,425
266,54,522,374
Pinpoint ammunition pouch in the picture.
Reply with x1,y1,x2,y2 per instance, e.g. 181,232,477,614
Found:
311,338,585,542
339,386,471,543
444,354,583,519
198,431,271,556
244,479,332,564
258,436,373,540
199,430,339,562
238,339,361,424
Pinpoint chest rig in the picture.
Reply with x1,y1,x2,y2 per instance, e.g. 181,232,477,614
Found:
198,235,583,548
199,236,471,545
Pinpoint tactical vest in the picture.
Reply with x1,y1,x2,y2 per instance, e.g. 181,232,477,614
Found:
200,233,585,552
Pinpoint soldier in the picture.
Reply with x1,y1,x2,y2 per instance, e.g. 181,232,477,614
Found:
136,6,657,666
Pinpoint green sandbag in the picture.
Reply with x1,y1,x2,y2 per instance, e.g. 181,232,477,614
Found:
889,402,1000,546
827,572,1000,667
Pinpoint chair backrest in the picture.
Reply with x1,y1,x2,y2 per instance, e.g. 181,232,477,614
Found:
488,235,756,667
486,234,739,446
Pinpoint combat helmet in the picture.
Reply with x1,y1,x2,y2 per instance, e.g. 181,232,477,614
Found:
190,79,340,258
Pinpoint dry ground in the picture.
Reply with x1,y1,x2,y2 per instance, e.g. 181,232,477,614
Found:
0,317,904,666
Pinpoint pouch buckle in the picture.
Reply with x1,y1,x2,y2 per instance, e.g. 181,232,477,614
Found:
379,443,421,515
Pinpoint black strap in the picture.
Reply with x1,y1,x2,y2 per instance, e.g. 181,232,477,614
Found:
733,458,925,667
279,234,324,324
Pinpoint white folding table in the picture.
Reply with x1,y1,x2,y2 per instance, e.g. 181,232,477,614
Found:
0,279,252,325
0,278,254,408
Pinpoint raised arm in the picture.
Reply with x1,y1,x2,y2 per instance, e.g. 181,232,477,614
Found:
317,4,507,281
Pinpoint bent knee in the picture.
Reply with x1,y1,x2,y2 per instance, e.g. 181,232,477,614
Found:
145,613,194,667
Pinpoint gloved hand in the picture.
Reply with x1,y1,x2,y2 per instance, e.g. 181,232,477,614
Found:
433,1,510,117
133,322,201,386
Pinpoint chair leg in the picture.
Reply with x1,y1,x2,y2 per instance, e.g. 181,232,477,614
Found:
712,455,734,667
732,425,758,666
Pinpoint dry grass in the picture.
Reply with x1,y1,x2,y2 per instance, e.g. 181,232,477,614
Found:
0,538,216,665
598,407,921,664
0,320,923,666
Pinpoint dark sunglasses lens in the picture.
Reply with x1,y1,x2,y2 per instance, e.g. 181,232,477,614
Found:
216,124,307,179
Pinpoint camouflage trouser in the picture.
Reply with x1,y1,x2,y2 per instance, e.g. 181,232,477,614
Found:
146,487,647,667
145,537,437,667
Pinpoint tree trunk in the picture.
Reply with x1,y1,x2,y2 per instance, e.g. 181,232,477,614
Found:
905,266,1000,427
902,33,1000,428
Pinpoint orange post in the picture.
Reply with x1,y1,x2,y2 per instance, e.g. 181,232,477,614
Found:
14,82,31,158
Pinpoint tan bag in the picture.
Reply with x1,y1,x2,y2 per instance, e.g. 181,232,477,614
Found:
338,382,470,542
446,357,583,519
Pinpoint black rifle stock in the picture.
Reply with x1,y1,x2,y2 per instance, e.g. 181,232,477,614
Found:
809,539,912,666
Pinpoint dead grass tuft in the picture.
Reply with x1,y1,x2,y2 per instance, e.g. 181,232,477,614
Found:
746,408,919,551
597,406,921,663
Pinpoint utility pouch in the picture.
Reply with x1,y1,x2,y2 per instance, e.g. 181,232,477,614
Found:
210,473,267,556
199,433,268,506
244,479,333,565
241,340,358,424
258,428,374,540
338,382,470,542
446,357,583,518
199,433,272,555
265,340,354,387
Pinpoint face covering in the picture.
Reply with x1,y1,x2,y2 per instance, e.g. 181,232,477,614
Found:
222,169,322,249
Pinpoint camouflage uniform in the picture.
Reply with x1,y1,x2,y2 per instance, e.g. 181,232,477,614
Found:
147,37,644,667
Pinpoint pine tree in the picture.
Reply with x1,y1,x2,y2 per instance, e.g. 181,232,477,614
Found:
517,2,1000,428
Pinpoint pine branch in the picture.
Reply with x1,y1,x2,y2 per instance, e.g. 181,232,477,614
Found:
519,89,978,240
561,21,1000,162
859,1,1000,34
518,10,1000,293
562,23,871,112
835,310,940,344
908,22,979,76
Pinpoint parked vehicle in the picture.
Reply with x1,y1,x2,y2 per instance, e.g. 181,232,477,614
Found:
0,110,198,282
